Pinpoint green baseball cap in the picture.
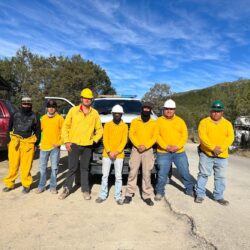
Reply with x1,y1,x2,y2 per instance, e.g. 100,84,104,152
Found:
211,100,224,111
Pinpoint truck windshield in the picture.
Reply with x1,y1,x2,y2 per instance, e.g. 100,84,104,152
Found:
92,99,142,115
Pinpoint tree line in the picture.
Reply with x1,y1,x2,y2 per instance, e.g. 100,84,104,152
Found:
0,47,116,112
142,80,250,129
1,46,249,129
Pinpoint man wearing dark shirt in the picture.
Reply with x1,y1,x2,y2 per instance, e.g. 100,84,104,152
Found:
3,97,41,194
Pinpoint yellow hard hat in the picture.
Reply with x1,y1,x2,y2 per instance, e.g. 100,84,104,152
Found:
80,88,94,99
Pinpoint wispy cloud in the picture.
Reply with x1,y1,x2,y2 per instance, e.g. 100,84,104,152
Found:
0,0,250,98
0,39,21,57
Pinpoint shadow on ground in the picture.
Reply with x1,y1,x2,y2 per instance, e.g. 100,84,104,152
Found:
4,153,214,200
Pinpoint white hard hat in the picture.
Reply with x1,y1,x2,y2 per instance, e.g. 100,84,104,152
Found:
111,104,124,113
163,99,176,108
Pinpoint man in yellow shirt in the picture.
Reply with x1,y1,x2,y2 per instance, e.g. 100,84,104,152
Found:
195,100,234,206
155,99,194,201
36,100,64,194
124,102,158,206
59,88,103,200
96,105,128,205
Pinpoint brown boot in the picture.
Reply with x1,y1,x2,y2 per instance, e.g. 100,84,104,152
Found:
83,192,91,200
58,187,69,200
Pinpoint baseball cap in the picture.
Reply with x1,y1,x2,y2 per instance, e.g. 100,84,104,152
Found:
47,99,57,108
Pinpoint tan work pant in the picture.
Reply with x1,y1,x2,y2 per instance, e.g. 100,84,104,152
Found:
4,133,36,188
126,147,155,199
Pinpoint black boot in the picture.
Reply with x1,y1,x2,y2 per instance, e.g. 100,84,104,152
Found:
144,198,154,206
22,187,30,194
123,196,132,204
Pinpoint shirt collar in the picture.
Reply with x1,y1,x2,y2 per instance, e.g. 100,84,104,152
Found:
79,104,92,113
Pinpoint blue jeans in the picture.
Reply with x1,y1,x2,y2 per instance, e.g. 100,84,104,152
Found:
156,152,194,196
196,152,228,200
38,147,60,190
99,157,123,200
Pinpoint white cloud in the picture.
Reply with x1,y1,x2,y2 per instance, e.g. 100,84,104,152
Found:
0,0,250,98
0,39,21,57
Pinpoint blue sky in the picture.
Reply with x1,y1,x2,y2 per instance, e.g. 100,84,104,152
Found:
1,0,250,98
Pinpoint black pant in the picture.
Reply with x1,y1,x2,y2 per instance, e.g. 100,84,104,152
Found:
64,144,92,192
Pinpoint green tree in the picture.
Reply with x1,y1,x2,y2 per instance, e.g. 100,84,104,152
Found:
142,83,172,115
174,79,250,128
0,47,116,112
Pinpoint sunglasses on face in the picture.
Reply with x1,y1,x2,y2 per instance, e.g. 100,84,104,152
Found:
211,105,223,109
164,108,175,110
211,110,222,113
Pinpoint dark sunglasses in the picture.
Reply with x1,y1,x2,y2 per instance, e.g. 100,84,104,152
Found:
211,110,223,113
22,102,32,106
164,108,175,110
211,105,223,109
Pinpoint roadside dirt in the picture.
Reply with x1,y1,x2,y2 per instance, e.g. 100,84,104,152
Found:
0,143,249,250
167,144,250,250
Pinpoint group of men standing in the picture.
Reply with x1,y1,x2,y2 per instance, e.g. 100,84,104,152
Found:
2,88,234,207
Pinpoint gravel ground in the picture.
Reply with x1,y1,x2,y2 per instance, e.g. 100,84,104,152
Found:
0,143,249,250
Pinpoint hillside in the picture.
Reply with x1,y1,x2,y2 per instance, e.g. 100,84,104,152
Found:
173,79,250,128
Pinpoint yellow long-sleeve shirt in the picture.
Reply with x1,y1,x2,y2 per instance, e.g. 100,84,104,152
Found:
129,117,158,149
157,115,188,153
102,121,128,159
198,116,234,158
40,113,64,150
61,105,103,146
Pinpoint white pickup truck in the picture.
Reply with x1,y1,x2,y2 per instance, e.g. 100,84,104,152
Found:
42,95,158,176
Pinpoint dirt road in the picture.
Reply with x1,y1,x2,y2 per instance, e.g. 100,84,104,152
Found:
0,143,249,250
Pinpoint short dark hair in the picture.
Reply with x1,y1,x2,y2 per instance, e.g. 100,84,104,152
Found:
142,101,153,109
47,99,57,108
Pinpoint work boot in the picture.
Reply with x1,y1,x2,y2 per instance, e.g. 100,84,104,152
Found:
2,187,14,192
215,199,229,206
35,188,44,194
116,199,124,205
185,190,195,197
144,198,154,206
95,197,105,203
154,194,163,201
58,187,69,200
22,187,30,194
123,196,132,204
83,192,91,200
50,189,58,194
195,197,204,203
